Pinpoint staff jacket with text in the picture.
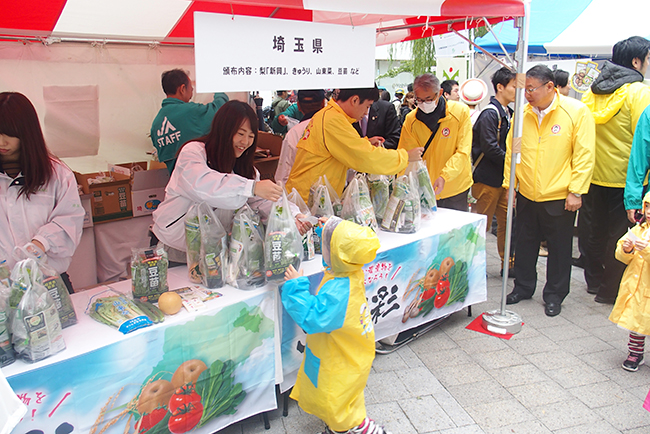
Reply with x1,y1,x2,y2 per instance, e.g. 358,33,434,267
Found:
285,99,409,203
503,90,595,202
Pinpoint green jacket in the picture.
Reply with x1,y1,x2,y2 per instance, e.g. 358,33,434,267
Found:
150,93,228,173
270,103,303,135
625,105,650,210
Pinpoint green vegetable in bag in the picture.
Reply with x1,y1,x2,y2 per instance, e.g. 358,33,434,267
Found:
9,259,66,363
86,289,153,333
228,205,266,289
185,205,202,284
197,203,228,289
287,188,315,261
367,174,390,223
265,189,302,281
131,245,169,302
406,160,437,213
0,280,15,366
341,174,378,231
380,173,421,233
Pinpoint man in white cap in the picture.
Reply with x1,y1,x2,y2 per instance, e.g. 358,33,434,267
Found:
398,73,473,211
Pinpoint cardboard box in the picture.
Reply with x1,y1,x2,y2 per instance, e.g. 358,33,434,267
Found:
75,172,133,224
79,193,93,228
109,161,169,217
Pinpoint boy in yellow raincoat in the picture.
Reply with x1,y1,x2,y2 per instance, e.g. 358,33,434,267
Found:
281,217,390,434
611,191,650,371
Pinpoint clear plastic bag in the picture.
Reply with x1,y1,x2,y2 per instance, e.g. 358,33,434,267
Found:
341,174,378,231
197,202,228,289
380,172,421,233
308,175,342,217
265,189,303,282
366,174,391,223
0,279,15,366
405,160,437,214
131,244,169,302
287,188,316,261
228,205,266,289
8,259,66,363
184,204,202,283
86,287,153,334
12,245,77,329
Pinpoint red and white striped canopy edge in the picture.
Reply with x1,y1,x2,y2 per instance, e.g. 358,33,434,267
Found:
1,0,525,45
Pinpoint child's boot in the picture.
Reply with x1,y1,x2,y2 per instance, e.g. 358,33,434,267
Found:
622,352,644,372
343,417,392,434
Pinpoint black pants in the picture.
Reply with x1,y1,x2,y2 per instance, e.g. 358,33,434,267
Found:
512,195,575,304
582,184,631,299
438,189,469,212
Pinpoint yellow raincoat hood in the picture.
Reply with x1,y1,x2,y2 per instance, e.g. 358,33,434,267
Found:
322,217,380,275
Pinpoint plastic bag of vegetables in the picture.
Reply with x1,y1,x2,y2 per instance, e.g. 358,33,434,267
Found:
405,160,437,214
8,259,66,363
86,288,153,334
0,279,15,366
131,244,169,302
341,174,378,231
366,174,391,223
197,202,228,289
265,188,303,282
185,205,202,284
228,205,266,289
308,175,342,217
11,245,77,329
287,188,316,261
380,172,421,233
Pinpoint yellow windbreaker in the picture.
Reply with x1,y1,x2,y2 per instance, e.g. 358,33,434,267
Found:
281,218,379,431
582,82,650,187
397,100,473,200
503,91,595,202
285,99,409,202
610,192,650,335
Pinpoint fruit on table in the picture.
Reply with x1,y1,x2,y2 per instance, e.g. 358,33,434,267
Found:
171,359,208,389
137,379,175,415
157,292,182,315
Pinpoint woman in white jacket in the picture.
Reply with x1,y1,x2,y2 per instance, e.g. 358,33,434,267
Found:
0,92,84,292
153,100,309,253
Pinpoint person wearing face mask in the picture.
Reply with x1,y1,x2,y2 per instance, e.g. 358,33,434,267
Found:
398,73,473,211
152,100,310,253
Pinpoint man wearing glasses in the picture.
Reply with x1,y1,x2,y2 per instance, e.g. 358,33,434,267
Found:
398,73,473,211
504,65,595,317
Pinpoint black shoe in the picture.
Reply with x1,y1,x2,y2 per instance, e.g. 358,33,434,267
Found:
545,302,561,317
622,352,644,372
587,287,598,295
594,295,616,304
506,292,530,305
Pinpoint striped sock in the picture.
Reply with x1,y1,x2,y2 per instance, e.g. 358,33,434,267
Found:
628,332,645,354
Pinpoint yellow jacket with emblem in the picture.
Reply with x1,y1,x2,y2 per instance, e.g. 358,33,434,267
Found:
503,90,595,201
280,217,379,432
397,100,473,200
581,62,650,188
610,192,650,335
285,99,409,203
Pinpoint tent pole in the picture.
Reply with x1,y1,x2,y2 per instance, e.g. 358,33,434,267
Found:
482,0,529,335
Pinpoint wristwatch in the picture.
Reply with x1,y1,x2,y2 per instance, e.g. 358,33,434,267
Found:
571,192,582,198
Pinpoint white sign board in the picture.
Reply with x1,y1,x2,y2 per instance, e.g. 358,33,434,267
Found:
194,13,376,92
433,30,470,57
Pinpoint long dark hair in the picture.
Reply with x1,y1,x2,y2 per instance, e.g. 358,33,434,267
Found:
203,100,258,179
0,92,54,198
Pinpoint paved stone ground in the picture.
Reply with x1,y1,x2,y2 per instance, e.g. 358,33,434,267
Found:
224,232,650,433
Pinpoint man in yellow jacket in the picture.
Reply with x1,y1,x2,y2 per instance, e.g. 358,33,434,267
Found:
580,36,650,305
504,65,595,317
398,73,473,211
286,87,423,203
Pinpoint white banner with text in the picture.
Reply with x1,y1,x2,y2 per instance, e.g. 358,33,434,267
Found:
194,12,376,92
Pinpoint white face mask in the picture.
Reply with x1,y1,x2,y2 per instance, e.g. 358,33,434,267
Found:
419,99,437,114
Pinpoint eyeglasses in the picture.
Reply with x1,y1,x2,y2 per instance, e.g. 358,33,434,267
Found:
415,96,437,104
525,81,550,94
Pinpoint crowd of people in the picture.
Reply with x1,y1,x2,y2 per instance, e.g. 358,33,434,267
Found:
2,34,650,434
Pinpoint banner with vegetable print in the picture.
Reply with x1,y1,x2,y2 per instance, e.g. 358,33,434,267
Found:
365,217,487,341
7,291,276,434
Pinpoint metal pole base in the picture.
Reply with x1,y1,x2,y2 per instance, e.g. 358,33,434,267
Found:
482,309,523,335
